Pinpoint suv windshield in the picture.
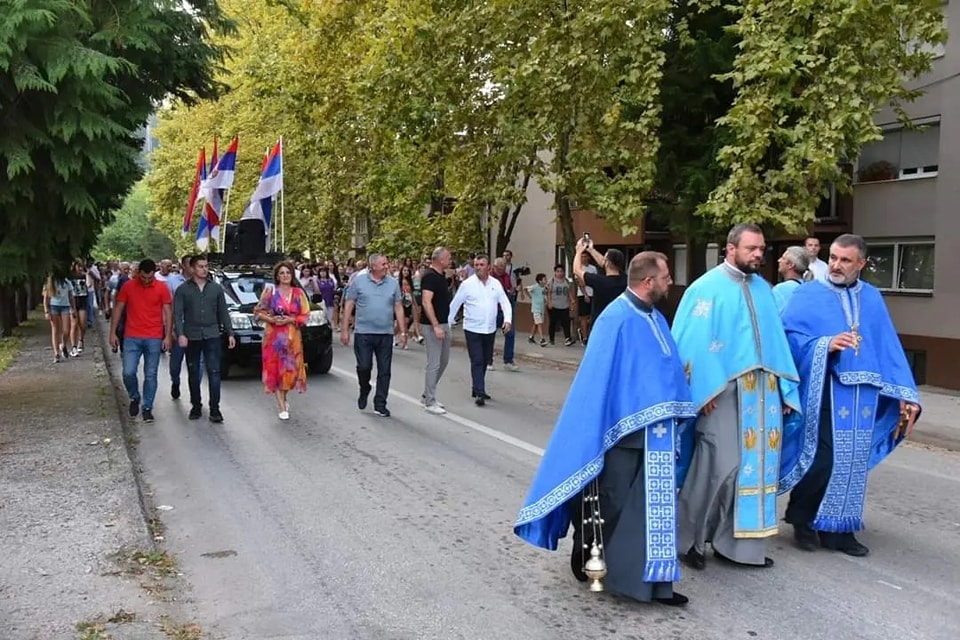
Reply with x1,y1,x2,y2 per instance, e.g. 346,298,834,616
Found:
220,273,271,312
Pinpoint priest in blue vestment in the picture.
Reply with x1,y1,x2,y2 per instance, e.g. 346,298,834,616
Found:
514,250,696,607
780,234,921,557
671,223,802,571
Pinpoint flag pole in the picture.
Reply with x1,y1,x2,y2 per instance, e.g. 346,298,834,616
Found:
279,136,285,253
220,189,232,251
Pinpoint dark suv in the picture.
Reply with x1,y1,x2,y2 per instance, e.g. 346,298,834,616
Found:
211,267,333,378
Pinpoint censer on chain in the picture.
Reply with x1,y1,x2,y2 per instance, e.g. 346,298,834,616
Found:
579,478,607,592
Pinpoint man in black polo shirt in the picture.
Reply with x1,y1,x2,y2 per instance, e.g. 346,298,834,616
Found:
573,237,627,325
173,256,235,423
420,247,453,415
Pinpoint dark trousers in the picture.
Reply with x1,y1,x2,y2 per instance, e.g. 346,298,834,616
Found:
464,330,495,395
354,333,393,410
187,337,222,410
786,392,834,527
548,307,571,342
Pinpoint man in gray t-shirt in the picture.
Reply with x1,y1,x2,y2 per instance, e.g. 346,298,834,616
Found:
341,253,404,417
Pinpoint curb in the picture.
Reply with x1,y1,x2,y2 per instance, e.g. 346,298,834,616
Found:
448,334,581,372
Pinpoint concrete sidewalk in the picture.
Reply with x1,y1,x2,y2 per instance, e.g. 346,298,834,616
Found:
456,325,960,452
0,317,197,639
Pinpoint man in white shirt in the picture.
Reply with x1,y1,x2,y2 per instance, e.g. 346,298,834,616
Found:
448,254,512,406
805,236,828,281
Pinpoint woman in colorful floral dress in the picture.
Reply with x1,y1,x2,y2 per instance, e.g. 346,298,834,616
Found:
254,261,310,420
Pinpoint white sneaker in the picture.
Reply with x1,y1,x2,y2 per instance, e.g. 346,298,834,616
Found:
486,364,495,371
425,403,447,415
69,346,79,357
278,410,290,420
504,363,520,372
420,395,444,409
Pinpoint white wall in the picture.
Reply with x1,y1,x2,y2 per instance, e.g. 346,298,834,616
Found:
502,175,559,281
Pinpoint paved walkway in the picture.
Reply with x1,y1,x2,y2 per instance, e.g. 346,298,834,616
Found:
0,318,195,639
456,326,960,451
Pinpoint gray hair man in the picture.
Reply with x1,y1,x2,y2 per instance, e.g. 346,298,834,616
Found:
420,247,453,414
341,252,405,417
772,245,811,314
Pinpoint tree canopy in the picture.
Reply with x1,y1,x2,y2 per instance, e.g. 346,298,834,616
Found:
92,181,174,262
147,0,947,262
0,0,232,285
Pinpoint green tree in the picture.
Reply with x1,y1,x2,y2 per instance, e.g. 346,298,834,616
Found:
93,182,175,262
0,0,231,333
698,0,948,231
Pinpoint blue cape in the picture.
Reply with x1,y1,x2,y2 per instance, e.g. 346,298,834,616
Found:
670,265,801,412
671,265,802,486
778,280,922,491
514,294,696,550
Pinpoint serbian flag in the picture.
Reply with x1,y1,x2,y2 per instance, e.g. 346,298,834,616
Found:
181,147,205,237
196,139,224,251
201,135,238,192
240,139,283,250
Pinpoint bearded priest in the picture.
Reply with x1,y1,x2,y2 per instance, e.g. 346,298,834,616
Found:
514,250,696,607
779,233,921,557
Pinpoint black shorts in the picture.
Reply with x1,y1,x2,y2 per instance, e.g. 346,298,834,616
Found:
74,295,88,312
577,298,591,316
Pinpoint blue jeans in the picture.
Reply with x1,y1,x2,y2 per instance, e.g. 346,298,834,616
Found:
186,337,222,410
465,330,495,395
122,338,162,410
86,292,95,327
170,341,203,386
354,333,393,410
495,296,517,365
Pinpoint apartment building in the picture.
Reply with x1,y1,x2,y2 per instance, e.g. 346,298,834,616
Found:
850,3,957,389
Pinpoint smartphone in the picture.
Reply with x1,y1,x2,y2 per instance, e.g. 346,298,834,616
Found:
582,232,591,243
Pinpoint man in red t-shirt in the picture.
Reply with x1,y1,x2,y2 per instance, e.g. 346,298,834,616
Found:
109,259,173,423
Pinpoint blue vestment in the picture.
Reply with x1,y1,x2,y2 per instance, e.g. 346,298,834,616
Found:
514,293,695,582
779,279,921,531
772,280,801,314
671,264,801,540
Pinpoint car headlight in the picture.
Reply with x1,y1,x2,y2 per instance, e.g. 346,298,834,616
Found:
230,312,253,330
306,310,327,326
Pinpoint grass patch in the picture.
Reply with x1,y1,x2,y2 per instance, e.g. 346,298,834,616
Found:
0,335,22,374
129,550,177,576
76,618,110,639
161,619,203,640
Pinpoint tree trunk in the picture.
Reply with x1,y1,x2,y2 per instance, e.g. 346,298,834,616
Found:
687,234,709,282
495,171,532,255
554,130,577,265
0,285,15,337
15,284,28,323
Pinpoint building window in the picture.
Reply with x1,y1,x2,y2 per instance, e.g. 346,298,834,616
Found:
815,183,839,221
857,119,940,182
672,245,688,286
670,244,722,286
862,241,935,293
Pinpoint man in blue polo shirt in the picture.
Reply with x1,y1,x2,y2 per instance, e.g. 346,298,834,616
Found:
341,253,405,417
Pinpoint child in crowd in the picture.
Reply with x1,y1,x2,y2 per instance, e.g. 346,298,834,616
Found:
525,273,548,347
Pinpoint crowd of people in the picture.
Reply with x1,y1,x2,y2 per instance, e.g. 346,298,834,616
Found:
41,227,922,614
515,226,921,609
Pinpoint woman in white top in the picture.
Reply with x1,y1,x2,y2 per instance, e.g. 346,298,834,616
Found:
43,275,76,363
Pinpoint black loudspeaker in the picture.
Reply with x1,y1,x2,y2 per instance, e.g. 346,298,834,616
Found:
224,219,267,260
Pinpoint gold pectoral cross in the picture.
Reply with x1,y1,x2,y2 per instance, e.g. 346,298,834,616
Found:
851,324,863,356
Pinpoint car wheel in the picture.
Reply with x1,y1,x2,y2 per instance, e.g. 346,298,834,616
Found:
309,347,333,375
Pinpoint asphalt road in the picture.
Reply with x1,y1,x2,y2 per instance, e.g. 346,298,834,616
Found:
132,340,960,640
